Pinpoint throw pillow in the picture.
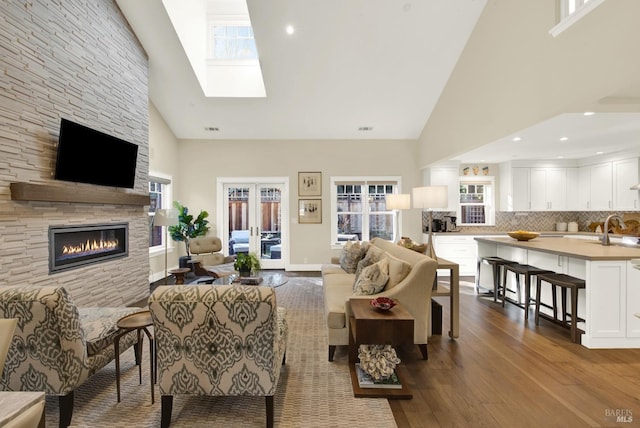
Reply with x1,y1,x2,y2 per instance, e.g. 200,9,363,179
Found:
339,241,367,274
385,255,412,290
354,246,385,281
353,258,389,295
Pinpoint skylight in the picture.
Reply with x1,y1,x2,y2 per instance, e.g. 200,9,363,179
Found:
211,25,257,60
162,0,266,98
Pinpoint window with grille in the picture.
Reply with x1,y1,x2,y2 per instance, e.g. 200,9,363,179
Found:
331,177,401,245
148,175,172,250
458,177,495,226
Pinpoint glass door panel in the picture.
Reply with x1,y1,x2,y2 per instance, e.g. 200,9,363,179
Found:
224,182,285,270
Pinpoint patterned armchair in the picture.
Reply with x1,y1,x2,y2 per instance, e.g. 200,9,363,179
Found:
149,284,288,428
0,286,141,428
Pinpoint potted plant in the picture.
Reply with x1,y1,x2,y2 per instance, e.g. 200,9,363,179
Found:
233,253,261,277
168,201,210,265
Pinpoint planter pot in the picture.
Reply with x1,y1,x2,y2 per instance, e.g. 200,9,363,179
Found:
239,270,251,277
179,256,191,269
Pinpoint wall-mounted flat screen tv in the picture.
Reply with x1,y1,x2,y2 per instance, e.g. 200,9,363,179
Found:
55,118,138,189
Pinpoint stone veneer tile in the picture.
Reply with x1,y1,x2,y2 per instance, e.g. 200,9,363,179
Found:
0,0,150,307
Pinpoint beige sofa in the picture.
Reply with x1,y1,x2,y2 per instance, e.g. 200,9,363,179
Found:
322,237,438,361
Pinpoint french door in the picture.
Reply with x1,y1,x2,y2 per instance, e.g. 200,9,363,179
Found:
219,178,287,270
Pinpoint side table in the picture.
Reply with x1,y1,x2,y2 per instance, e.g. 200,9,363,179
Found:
348,298,414,399
169,267,191,285
114,310,155,404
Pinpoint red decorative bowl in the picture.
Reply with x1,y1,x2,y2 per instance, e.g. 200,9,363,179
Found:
370,297,396,311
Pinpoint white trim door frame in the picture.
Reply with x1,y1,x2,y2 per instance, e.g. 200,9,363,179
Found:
217,177,289,270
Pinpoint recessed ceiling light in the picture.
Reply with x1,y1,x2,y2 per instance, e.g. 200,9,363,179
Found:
286,25,294,35
584,111,595,116
512,137,521,142
596,151,604,155
557,156,564,159
560,137,568,141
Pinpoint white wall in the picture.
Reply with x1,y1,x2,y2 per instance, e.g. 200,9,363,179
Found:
172,138,424,266
148,103,182,280
418,0,640,167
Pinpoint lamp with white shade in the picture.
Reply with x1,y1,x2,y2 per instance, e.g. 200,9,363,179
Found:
153,208,179,284
386,193,411,242
412,186,448,259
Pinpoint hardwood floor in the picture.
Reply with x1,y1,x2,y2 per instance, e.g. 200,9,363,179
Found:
389,279,640,428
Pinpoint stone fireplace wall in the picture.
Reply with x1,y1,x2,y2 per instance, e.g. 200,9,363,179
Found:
0,1,150,307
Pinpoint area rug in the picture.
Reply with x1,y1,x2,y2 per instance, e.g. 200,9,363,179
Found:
44,276,397,427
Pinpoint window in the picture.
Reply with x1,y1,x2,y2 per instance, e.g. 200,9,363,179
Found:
331,177,401,245
148,175,172,250
458,176,495,226
210,24,258,60
550,0,605,37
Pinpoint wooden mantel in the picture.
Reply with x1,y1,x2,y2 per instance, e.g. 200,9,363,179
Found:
10,182,150,206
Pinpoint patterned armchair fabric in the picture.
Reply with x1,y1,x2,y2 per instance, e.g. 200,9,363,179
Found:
149,284,288,428
0,286,140,428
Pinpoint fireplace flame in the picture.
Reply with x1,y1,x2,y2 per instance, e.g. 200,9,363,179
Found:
62,239,119,255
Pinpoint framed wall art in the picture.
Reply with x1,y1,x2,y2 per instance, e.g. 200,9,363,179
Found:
298,171,322,196
299,199,322,224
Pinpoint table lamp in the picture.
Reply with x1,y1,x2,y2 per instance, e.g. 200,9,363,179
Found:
412,186,448,259
153,208,179,284
386,194,411,242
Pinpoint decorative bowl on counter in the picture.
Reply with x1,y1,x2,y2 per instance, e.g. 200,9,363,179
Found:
370,297,397,311
507,230,540,241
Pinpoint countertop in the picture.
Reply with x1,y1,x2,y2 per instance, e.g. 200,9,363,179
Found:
474,236,640,261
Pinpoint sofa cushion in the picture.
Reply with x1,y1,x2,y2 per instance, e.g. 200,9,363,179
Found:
385,254,412,290
321,264,346,275
79,307,145,356
323,273,355,329
339,241,368,273
354,246,385,280
353,258,389,295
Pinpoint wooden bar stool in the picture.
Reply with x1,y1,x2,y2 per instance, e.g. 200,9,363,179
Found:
476,256,519,302
502,264,553,318
535,272,585,343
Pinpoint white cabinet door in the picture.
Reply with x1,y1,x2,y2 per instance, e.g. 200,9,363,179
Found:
530,167,567,211
430,167,459,212
529,168,547,211
577,166,590,210
546,168,567,210
589,162,613,211
434,234,477,276
511,167,530,211
626,263,640,337
566,167,578,210
588,261,625,338
613,158,639,210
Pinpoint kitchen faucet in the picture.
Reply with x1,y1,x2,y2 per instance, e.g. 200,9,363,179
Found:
601,214,625,246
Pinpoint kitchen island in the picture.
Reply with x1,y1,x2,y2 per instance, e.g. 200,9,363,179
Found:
475,236,640,348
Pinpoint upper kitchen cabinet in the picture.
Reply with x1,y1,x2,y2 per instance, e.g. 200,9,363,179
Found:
613,158,639,210
579,162,613,211
499,162,577,212
576,156,638,211
426,164,459,212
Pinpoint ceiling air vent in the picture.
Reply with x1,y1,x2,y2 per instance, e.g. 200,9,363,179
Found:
204,127,219,132
358,126,373,132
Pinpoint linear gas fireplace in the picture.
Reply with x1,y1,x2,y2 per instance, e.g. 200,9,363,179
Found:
49,223,128,273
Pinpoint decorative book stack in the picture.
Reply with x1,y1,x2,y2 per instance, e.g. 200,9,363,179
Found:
239,277,263,285
355,364,402,389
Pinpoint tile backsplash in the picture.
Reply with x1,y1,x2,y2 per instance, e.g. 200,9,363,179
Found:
427,211,638,233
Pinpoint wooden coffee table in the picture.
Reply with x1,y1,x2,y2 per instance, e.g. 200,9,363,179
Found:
348,298,414,399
